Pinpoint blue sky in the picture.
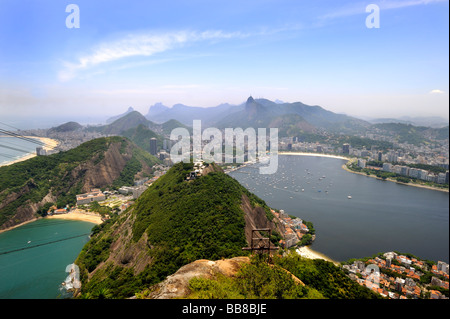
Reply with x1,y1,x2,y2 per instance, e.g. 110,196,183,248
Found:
0,0,448,126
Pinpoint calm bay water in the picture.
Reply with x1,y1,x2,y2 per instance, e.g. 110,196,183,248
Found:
229,155,449,263
0,219,94,299
0,136,38,165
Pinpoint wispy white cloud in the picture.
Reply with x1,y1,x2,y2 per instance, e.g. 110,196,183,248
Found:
430,89,445,94
379,0,448,10
320,0,448,21
58,30,248,81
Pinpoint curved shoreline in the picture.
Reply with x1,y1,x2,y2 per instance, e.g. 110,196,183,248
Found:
341,160,449,193
0,136,59,167
279,151,349,161
0,217,40,234
46,210,103,224
0,211,102,234
278,152,448,193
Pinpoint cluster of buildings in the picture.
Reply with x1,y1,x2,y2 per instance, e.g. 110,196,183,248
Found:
74,168,167,216
343,252,449,299
75,189,106,206
381,163,448,184
118,185,148,199
279,135,449,185
186,161,206,181
271,209,311,249
355,159,449,184
151,137,174,166
25,128,106,153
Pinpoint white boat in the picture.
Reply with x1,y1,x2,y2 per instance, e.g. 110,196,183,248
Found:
348,195,352,199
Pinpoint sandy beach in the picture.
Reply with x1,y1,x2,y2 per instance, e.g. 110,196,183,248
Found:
296,246,339,265
279,151,349,161
0,210,102,234
0,136,59,167
46,210,103,224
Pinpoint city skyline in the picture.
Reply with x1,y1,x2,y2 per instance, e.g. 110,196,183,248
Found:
0,0,449,126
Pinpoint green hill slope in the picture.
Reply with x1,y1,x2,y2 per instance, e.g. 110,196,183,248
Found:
88,111,154,135
121,124,163,153
75,162,280,298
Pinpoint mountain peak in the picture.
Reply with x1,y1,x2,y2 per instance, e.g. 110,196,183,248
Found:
106,107,135,124
151,102,167,109
245,96,265,118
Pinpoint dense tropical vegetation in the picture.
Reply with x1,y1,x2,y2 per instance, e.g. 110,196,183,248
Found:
76,162,278,298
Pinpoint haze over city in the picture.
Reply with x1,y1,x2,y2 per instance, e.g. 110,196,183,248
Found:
0,0,448,128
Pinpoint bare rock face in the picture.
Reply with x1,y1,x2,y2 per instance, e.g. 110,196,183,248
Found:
88,212,153,280
241,194,284,246
145,257,250,299
80,142,130,192
0,180,56,230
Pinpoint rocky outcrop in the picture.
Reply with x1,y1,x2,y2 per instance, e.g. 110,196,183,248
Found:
89,212,153,279
79,142,130,192
142,257,251,299
138,256,305,299
241,194,284,247
0,188,57,231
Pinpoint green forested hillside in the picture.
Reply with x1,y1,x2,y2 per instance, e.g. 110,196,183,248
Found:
87,111,153,135
75,162,275,298
373,123,432,145
275,254,381,299
121,124,163,153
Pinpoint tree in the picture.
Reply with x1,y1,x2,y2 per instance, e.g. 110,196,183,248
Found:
396,176,410,184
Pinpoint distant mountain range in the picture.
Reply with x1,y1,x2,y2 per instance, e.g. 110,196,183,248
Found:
144,96,371,135
146,102,238,126
83,97,447,150
41,97,448,157
366,116,449,129
87,111,189,137
371,123,449,145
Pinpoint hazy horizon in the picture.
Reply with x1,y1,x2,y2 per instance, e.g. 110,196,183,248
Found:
2,96,449,131
1,0,449,128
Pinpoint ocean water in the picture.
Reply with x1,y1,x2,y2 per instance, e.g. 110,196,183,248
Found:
0,219,94,299
229,155,449,263
0,136,39,165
